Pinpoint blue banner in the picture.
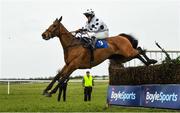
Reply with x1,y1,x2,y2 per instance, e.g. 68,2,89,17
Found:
107,85,141,106
141,84,180,109
107,84,180,109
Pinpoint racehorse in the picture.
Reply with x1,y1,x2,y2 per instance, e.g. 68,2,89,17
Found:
41,16,157,97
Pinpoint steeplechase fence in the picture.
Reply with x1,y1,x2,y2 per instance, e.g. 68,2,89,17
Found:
107,50,180,109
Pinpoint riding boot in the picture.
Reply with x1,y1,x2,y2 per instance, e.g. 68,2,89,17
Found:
91,36,96,49
89,41,95,49
82,37,90,48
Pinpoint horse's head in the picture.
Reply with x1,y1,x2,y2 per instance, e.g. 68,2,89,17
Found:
42,16,62,40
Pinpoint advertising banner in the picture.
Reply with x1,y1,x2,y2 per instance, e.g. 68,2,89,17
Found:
107,85,141,106
141,84,180,109
107,84,180,109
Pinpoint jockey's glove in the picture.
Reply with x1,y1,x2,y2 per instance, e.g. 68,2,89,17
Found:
75,28,88,33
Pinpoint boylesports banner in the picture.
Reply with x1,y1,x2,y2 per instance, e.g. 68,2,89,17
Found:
141,85,180,109
107,84,180,109
107,85,141,106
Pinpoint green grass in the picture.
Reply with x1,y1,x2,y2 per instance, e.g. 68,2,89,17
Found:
0,82,179,112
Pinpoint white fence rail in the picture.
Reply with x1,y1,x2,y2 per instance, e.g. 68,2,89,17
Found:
124,50,180,67
0,80,51,95
0,79,108,95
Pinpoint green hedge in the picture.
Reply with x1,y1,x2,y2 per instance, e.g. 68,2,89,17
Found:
109,57,180,85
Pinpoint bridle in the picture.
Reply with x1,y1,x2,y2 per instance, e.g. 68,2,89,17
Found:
46,22,86,52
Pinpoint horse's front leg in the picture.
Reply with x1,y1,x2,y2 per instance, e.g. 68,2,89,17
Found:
43,65,67,96
47,63,78,96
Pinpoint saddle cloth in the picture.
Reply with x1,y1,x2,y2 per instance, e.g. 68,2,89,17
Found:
95,39,108,48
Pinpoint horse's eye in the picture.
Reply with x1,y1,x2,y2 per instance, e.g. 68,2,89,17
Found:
53,25,56,27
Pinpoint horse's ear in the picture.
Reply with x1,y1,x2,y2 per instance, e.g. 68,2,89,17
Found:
59,16,62,22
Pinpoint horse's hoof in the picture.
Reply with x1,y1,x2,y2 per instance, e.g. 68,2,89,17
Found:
149,59,157,64
45,93,52,97
43,92,52,97
42,90,47,95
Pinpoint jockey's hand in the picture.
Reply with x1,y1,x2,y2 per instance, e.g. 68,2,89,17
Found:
91,36,96,40
75,28,87,33
75,29,81,33
82,28,88,32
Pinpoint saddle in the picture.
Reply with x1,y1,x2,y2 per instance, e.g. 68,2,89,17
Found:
74,31,108,67
79,36,108,49
80,37,94,49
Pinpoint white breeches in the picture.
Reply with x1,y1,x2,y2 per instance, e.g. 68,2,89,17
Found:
88,31,109,39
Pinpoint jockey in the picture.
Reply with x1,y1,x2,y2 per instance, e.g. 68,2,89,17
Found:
76,9,109,48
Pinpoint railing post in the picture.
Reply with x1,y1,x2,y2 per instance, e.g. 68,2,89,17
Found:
8,81,10,95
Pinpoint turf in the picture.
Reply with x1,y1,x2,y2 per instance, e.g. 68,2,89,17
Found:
0,81,178,112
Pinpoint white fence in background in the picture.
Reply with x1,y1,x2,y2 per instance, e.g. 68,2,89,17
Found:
0,80,51,95
124,50,180,67
0,79,108,95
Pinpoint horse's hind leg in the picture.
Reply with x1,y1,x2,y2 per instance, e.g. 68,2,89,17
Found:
136,54,150,66
137,47,157,65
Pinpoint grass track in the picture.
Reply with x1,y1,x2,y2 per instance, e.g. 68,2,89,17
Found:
0,82,179,112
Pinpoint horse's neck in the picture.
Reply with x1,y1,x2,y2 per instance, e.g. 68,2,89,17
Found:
58,24,73,49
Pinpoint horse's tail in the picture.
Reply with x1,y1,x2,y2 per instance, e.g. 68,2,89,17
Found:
119,33,138,49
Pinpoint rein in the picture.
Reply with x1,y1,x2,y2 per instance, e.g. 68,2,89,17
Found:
59,31,81,51
57,23,85,52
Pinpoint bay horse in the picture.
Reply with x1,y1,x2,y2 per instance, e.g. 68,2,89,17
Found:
41,16,157,97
